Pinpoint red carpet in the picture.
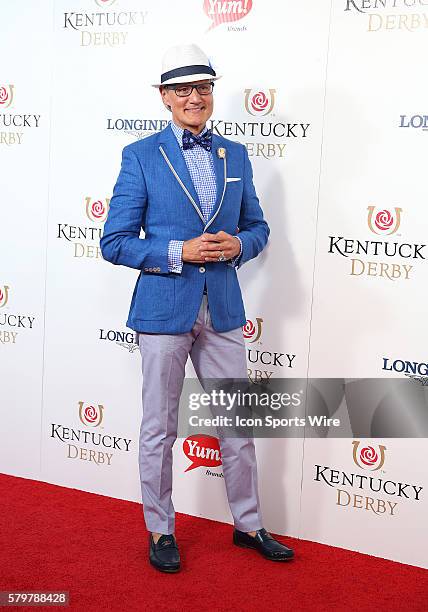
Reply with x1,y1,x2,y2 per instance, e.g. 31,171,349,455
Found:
1,473,427,611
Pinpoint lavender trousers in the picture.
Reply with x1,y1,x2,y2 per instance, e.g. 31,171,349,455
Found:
137,294,263,534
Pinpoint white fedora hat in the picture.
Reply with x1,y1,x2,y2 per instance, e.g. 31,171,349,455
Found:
152,43,222,88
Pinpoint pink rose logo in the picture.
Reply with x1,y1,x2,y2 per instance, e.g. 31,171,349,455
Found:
243,319,256,339
244,89,276,117
85,197,109,222
359,445,378,467
251,92,268,113
84,405,98,423
0,85,14,108
78,401,104,427
0,87,9,105
367,206,402,235
91,200,106,220
242,317,263,343
375,210,393,232
352,440,386,471
0,285,10,308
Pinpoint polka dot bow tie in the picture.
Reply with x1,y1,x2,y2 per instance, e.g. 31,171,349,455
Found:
182,128,213,152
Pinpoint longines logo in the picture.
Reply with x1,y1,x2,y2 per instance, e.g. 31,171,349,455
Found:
344,0,428,32
244,90,276,116
0,84,41,147
242,316,296,383
62,0,149,47
400,114,428,131
106,117,169,141
314,440,423,518
0,285,36,345
183,434,222,472
50,401,132,467
328,206,426,281
99,328,139,353
57,196,109,260
204,0,253,32
352,441,386,471
382,356,428,385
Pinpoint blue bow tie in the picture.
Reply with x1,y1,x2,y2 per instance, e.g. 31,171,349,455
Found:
182,128,212,152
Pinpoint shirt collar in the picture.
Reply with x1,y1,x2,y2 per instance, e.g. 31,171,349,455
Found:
170,120,208,149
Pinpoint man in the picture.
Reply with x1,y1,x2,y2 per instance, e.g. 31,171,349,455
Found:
100,43,294,573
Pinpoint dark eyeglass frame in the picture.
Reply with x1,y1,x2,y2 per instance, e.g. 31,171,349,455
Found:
166,82,215,97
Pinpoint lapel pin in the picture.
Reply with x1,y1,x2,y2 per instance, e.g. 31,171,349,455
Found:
217,147,226,159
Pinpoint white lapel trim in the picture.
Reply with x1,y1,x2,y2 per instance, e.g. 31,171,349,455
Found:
204,156,227,232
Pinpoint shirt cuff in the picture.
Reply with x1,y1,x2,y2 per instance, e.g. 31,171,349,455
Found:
227,236,242,267
168,240,184,273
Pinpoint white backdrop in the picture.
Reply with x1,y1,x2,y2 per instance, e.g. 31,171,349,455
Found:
1,0,427,569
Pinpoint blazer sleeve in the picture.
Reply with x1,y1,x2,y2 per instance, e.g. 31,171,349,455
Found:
235,145,270,268
100,145,170,273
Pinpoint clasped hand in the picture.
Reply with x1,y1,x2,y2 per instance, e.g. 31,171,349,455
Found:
182,231,240,264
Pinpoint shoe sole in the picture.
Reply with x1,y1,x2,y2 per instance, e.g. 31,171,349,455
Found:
149,559,181,573
233,539,294,561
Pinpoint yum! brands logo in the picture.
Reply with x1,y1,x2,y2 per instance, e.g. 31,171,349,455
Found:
183,434,222,472
244,89,276,117
0,85,14,109
78,401,104,427
352,440,386,471
0,285,10,308
367,206,402,236
204,0,252,31
85,197,110,223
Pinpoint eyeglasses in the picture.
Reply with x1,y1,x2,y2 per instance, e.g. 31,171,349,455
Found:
167,82,214,97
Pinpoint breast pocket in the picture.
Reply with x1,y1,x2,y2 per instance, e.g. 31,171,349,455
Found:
135,274,175,321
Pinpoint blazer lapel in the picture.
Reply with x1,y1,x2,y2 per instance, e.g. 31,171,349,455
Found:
205,135,227,229
158,125,204,222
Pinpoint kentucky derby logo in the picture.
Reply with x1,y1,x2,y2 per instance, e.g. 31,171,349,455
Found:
85,197,110,223
244,89,276,116
204,0,253,31
243,317,263,343
352,441,386,471
0,85,14,109
183,434,222,472
0,285,10,308
94,0,117,7
367,206,402,235
78,402,104,427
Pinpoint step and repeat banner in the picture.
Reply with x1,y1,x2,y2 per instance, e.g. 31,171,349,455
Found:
1,0,427,569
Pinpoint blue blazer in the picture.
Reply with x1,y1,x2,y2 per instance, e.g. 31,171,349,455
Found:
100,124,270,333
